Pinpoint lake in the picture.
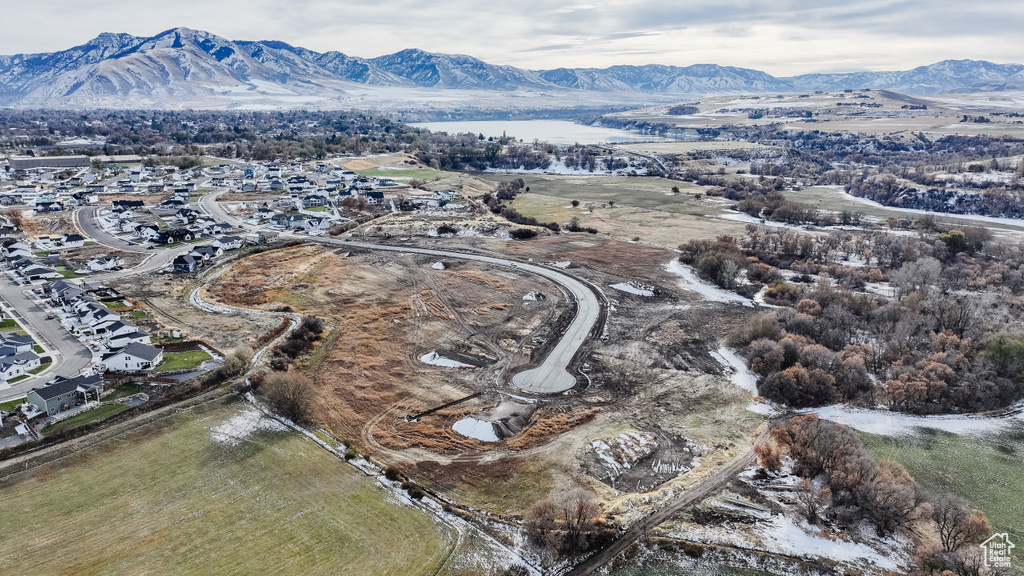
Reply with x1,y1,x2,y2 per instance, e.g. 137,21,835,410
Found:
408,120,666,146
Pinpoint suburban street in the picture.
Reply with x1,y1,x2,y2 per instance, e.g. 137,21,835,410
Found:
0,276,93,401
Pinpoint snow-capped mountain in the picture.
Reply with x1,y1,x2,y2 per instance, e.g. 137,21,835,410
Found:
0,27,1021,108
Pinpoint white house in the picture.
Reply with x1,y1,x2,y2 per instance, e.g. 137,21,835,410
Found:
100,342,163,372
88,254,125,272
212,236,244,251
0,351,41,382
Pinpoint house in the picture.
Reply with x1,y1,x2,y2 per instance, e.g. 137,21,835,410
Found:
100,342,163,372
21,265,61,281
86,184,106,194
181,182,197,193
3,241,33,259
53,234,86,249
112,200,145,211
147,183,165,193
189,245,223,261
119,183,137,194
302,195,326,208
172,254,200,272
87,254,125,272
71,190,99,205
134,224,161,241
105,329,152,350
176,208,201,225
433,190,456,202
43,280,84,307
253,207,276,221
241,182,257,193
69,299,120,334
26,374,103,416
156,228,194,244
202,222,230,235
268,179,285,192
364,191,385,205
0,350,41,381
212,236,244,251
99,320,149,350
0,333,34,353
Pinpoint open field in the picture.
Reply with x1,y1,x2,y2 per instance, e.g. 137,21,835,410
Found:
0,396,453,575
862,426,1024,537
509,193,747,248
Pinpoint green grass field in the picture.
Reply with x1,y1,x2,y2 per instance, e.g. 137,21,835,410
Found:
0,319,21,331
0,397,452,575
156,350,213,372
862,425,1024,537
40,404,131,436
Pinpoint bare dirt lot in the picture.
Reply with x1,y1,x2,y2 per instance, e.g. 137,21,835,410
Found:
206,237,766,517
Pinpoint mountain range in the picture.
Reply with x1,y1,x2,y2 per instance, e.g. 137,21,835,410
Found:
1,27,1022,109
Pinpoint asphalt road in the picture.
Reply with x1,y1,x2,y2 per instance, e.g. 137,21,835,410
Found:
201,190,603,394
0,276,93,402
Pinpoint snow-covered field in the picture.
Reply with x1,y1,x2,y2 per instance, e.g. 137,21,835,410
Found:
209,407,288,446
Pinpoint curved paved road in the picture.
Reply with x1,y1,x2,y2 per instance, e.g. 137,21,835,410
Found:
201,190,602,394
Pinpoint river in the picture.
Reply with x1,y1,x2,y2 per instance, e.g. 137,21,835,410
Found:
408,120,667,145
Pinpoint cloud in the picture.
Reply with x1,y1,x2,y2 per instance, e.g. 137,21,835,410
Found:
0,0,1020,76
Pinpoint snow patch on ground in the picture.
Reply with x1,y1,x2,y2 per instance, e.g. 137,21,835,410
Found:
591,431,658,476
761,515,899,570
665,260,754,306
806,403,1024,436
453,417,500,442
210,407,288,446
609,282,655,297
419,351,475,368
710,347,759,395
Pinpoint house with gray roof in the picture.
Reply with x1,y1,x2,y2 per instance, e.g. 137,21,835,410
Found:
26,374,103,416
100,342,163,373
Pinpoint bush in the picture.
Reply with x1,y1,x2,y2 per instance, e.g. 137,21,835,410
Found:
510,228,538,240
343,448,358,461
384,466,402,481
261,372,315,424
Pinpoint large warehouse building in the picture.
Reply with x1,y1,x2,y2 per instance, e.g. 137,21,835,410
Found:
7,155,91,169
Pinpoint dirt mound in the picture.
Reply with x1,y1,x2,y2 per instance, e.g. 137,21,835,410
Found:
585,429,707,493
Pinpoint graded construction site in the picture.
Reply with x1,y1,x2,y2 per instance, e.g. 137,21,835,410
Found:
206,232,766,518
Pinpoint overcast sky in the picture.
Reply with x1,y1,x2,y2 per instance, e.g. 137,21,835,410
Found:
5,0,1023,75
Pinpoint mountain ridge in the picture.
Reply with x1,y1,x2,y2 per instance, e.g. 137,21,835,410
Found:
1,27,1021,108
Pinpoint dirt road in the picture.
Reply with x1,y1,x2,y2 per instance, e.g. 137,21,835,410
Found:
563,426,770,576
